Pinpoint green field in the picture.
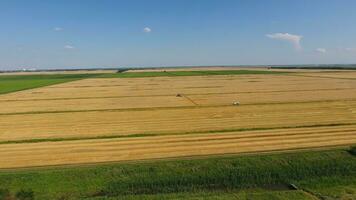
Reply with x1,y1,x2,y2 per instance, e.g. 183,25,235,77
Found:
0,74,98,95
0,149,355,200
86,190,316,200
0,70,286,95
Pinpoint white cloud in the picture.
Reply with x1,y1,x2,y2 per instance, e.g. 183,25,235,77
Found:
16,45,24,51
266,33,303,50
336,47,356,53
53,27,63,31
143,27,151,33
345,47,356,52
64,45,75,49
316,48,326,53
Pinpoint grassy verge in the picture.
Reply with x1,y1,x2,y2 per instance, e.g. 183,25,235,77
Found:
0,149,355,200
298,176,356,199
0,74,98,95
97,70,287,78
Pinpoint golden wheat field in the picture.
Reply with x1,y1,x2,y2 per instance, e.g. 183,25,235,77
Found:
1,125,356,169
1,70,356,169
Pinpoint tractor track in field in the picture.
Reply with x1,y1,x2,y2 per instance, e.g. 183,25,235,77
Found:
0,98,356,116
1,87,356,102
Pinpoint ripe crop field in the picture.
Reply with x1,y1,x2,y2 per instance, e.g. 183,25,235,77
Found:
0,68,356,199
0,69,356,168
1,101,356,142
1,125,356,168
297,71,356,79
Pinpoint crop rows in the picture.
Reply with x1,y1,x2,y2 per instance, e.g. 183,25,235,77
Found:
0,124,356,169
1,72,356,169
1,99,356,142
1,74,355,101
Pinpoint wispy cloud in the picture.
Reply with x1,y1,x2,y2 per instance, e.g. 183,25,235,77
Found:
53,27,63,31
345,47,356,52
143,27,151,33
316,48,326,53
266,33,303,50
64,45,75,49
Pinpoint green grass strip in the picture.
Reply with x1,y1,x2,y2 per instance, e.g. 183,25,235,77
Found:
0,149,355,200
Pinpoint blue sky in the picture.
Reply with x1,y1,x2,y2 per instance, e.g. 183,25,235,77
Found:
1,0,356,70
